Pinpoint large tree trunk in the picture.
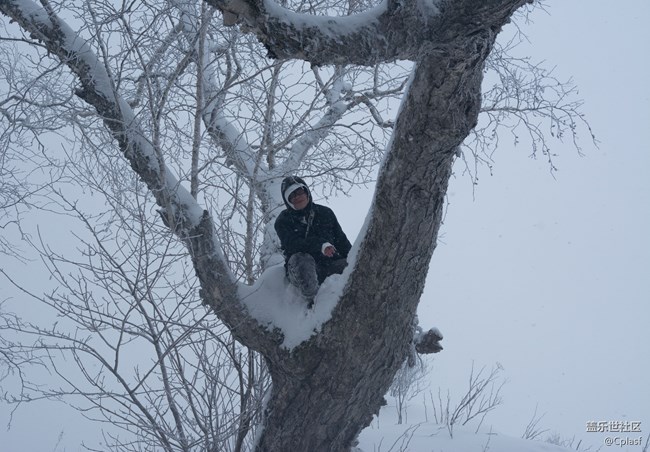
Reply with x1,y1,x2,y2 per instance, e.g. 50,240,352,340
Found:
210,1,530,450
255,31,493,452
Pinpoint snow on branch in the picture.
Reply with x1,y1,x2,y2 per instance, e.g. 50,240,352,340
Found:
205,0,437,65
0,0,280,353
414,327,443,355
170,0,261,182
279,67,350,174
204,97,259,179
205,0,530,66
0,0,198,228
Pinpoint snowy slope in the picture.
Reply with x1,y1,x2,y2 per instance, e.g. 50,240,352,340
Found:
357,422,575,452
355,394,580,452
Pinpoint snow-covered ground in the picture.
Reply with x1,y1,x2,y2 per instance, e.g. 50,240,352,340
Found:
355,393,637,452
358,421,576,452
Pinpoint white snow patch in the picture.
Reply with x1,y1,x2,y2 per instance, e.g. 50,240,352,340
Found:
263,0,388,36
238,264,346,349
357,393,578,452
209,114,257,177
358,422,576,452
163,171,205,227
14,0,49,25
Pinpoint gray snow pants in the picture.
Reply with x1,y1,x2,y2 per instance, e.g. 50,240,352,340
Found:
286,252,348,300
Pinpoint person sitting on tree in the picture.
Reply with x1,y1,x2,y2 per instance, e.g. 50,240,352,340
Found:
274,176,352,304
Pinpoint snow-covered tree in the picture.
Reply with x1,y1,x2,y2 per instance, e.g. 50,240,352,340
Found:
0,0,590,450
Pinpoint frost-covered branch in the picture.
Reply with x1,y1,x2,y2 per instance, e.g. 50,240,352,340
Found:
206,0,429,64
206,0,531,66
458,31,595,178
0,1,190,228
1,181,270,450
279,67,350,174
0,0,281,353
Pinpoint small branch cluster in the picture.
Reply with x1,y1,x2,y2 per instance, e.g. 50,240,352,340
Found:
428,363,505,438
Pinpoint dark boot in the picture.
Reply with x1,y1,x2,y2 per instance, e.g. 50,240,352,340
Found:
287,253,319,302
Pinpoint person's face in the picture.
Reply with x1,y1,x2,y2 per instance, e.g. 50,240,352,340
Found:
289,187,309,210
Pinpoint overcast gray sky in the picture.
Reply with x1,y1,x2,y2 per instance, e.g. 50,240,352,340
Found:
2,1,649,450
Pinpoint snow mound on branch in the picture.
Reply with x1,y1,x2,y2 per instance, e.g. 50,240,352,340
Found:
263,0,387,35
238,264,346,349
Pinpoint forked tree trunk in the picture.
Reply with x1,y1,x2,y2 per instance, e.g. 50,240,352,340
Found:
255,32,494,451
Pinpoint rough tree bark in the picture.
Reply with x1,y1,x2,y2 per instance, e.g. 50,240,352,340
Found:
200,1,531,450
0,0,531,450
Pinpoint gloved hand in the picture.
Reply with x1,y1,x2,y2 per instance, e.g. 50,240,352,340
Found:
322,242,337,257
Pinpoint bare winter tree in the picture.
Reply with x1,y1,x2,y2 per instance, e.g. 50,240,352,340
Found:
0,0,591,450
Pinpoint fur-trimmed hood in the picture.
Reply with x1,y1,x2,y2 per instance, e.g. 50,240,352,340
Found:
280,175,312,210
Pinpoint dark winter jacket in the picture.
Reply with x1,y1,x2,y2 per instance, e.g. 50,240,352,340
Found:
274,176,352,267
